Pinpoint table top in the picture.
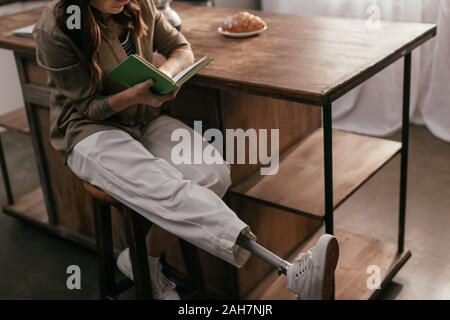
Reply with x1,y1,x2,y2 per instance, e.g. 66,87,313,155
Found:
0,3,436,105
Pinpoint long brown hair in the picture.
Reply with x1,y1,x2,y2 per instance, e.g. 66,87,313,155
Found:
55,0,148,88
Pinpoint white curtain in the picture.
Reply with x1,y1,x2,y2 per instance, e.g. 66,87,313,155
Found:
262,0,450,142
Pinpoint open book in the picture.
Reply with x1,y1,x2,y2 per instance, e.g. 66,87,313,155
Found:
109,55,214,95
12,24,35,38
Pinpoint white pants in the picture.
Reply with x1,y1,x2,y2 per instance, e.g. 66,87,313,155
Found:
67,115,255,268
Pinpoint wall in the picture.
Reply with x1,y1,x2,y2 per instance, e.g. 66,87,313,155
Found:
215,0,259,9
0,49,23,115
0,1,47,116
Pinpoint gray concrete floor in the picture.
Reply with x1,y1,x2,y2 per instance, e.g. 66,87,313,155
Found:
336,125,450,300
0,125,448,299
0,130,99,299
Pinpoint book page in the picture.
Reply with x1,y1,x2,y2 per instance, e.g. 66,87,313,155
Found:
132,54,175,84
172,57,208,83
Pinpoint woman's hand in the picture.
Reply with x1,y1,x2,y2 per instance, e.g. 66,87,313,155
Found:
158,48,195,79
128,79,179,108
107,79,179,114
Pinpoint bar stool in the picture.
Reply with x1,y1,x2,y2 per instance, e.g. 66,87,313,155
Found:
82,181,206,300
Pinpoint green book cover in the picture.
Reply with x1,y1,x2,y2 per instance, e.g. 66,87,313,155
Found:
109,54,214,95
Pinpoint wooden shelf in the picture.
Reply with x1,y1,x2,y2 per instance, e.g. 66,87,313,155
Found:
3,187,98,250
245,229,411,300
3,187,48,224
231,129,401,219
0,107,29,134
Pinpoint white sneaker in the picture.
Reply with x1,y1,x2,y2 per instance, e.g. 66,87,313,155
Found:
116,248,181,300
287,234,339,300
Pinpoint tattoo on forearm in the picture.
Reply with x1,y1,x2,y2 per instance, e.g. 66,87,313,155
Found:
87,101,116,121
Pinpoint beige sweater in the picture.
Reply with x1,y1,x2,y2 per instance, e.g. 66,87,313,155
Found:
33,0,191,162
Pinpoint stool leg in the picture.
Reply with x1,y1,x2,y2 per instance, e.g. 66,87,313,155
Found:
179,239,206,298
92,199,116,299
123,207,153,300
0,135,14,205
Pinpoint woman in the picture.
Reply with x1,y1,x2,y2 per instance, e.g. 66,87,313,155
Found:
34,0,339,300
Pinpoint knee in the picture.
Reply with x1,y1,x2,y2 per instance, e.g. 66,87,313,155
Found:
200,164,232,198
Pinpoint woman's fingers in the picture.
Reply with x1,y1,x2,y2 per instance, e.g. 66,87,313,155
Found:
145,79,155,87
132,80,180,108
171,88,181,98
161,89,179,102
163,88,180,101
136,79,155,91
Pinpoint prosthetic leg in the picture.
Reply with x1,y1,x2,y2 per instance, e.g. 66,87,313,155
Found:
236,233,290,275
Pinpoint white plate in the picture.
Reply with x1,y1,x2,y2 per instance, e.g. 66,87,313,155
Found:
218,25,267,38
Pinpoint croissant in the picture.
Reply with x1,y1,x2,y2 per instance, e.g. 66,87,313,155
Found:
222,11,267,33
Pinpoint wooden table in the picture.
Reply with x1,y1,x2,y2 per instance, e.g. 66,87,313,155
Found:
0,3,436,300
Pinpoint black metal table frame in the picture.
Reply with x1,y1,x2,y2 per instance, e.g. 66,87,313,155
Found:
322,52,411,255
229,52,413,255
